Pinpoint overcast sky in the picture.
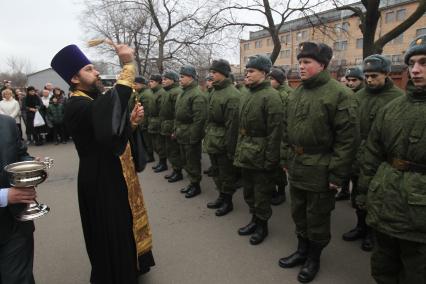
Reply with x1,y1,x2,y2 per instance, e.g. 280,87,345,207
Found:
0,0,86,73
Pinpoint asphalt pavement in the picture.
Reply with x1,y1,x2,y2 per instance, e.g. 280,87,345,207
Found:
28,142,374,284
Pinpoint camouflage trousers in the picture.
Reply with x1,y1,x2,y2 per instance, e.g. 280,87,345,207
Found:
209,153,237,196
141,129,153,157
165,135,183,170
372,230,426,284
180,142,202,184
290,185,336,247
241,168,275,221
274,167,288,194
152,133,166,159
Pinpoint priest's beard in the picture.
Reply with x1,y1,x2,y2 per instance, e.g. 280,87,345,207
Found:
90,78,105,94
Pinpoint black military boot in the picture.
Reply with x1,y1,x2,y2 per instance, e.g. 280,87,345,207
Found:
152,162,161,170
249,219,268,245
180,184,192,193
279,236,309,268
335,183,350,201
271,188,286,206
361,226,374,251
207,193,224,209
168,170,183,183
215,194,233,216
238,215,257,236
297,241,324,283
154,159,168,173
342,209,367,241
164,170,175,179
185,183,201,198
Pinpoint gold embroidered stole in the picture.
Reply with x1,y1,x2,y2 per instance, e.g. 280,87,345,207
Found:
119,143,153,259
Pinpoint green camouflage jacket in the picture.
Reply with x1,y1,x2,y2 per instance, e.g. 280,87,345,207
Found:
234,80,283,171
357,82,426,243
174,81,207,144
203,78,240,157
159,83,182,136
282,71,358,190
148,85,167,134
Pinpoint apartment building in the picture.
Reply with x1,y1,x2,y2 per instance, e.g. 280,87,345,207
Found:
239,0,426,74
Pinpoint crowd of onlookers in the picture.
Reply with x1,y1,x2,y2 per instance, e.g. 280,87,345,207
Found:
0,80,69,146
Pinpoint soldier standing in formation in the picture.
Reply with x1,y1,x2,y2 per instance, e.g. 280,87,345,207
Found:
335,67,365,202
175,66,208,198
130,76,155,162
342,55,404,252
149,74,168,172
204,59,240,216
234,55,284,245
160,71,184,183
269,67,293,206
356,35,426,284
279,42,357,283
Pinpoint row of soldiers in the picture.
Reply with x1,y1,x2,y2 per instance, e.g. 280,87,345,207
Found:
130,35,426,283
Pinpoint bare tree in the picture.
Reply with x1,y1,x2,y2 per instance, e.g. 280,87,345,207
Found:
333,0,426,58
208,0,328,64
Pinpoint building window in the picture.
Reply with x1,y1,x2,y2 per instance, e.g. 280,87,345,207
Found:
281,34,291,45
255,40,262,48
333,40,348,51
296,30,308,42
396,9,406,21
356,38,363,49
392,54,403,64
391,33,404,44
355,58,363,65
280,49,291,58
386,11,395,23
416,28,426,37
243,43,250,50
335,22,349,33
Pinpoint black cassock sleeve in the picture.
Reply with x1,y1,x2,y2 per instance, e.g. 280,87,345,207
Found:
92,85,133,156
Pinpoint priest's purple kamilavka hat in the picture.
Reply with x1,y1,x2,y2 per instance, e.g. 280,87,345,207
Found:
50,44,91,85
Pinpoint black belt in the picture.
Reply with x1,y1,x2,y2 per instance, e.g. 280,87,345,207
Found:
291,145,331,155
388,158,426,173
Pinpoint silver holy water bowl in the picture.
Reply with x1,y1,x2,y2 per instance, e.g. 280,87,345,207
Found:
4,157,53,221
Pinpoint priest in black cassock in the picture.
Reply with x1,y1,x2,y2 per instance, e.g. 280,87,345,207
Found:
51,43,155,284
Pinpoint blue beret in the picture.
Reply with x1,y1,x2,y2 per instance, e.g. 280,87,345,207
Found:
51,45,92,85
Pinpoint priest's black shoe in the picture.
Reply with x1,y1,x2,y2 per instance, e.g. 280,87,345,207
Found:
180,184,192,193
279,237,309,268
185,184,201,198
168,171,183,183
249,219,268,245
342,209,367,241
238,216,257,236
215,194,233,216
164,171,175,179
361,227,374,251
297,242,324,283
207,193,224,209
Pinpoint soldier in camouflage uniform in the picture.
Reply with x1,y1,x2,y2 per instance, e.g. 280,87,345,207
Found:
204,59,240,216
149,74,168,172
356,36,426,284
279,42,358,283
269,67,293,206
234,55,283,245
203,75,215,177
335,67,365,202
342,56,404,252
174,65,208,198
129,76,155,162
160,70,184,183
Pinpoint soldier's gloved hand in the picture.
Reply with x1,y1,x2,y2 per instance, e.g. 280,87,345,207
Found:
171,133,177,140
356,194,367,210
